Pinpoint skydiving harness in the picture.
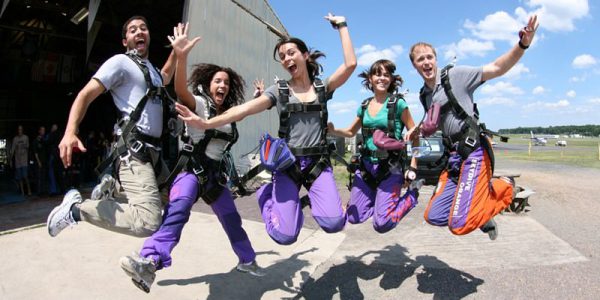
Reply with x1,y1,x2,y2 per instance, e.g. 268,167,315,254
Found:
161,96,248,204
348,94,407,190
276,78,345,190
95,51,181,181
418,65,509,176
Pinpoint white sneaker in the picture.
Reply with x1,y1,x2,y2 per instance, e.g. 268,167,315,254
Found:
236,260,266,277
91,174,116,200
120,252,157,293
47,189,82,237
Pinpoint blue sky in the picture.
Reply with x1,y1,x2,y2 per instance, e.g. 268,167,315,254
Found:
268,0,599,131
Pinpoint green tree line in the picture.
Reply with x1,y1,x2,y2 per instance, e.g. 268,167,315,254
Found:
499,125,600,137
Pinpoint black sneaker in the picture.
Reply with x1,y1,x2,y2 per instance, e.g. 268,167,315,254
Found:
481,218,498,240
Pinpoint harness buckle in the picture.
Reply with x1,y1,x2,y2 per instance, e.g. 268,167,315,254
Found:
119,150,132,169
130,140,144,153
182,143,194,153
277,81,289,92
313,80,325,89
465,136,476,147
193,165,204,176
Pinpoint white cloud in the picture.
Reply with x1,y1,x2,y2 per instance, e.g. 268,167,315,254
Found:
566,90,576,98
569,75,586,82
524,99,570,110
464,11,522,43
532,86,545,94
356,44,377,54
355,44,404,67
526,0,590,32
328,100,359,114
442,38,495,61
480,81,524,96
589,98,600,104
572,54,597,69
478,97,516,106
503,63,530,79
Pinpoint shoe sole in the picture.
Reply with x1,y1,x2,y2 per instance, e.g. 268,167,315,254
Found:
91,177,115,200
236,266,266,277
46,189,80,237
120,257,153,293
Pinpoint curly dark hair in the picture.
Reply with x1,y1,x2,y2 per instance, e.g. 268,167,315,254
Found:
273,37,325,82
187,63,246,111
358,59,403,93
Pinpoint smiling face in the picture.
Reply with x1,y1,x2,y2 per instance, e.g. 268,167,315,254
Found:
209,71,230,107
369,66,392,95
122,18,150,58
277,42,308,79
411,44,438,86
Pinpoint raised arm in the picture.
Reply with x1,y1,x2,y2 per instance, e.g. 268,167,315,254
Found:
327,117,361,138
160,50,176,85
323,13,357,92
176,94,272,130
168,22,202,111
59,79,106,167
482,15,538,82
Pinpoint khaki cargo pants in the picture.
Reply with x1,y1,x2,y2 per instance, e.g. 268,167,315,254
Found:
79,149,168,237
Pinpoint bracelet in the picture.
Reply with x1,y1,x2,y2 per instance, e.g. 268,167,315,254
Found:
518,40,529,50
332,21,347,29
408,166,417,172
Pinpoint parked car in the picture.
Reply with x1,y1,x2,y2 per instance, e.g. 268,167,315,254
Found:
555,140,567,147
408,135,447,185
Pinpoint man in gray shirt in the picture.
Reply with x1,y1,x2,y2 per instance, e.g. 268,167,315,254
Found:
47,16,175,238
407,15,539,240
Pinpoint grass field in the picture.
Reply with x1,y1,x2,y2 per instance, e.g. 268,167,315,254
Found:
493,135,600,169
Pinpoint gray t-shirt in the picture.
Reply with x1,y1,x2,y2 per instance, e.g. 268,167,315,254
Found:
420,66,483,138
264,79,334,149
93,54,164,138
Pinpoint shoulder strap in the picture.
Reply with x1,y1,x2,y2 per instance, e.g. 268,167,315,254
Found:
314,78,329,144
359,97,371,121
440,64,473,121
277,80,290,139
386,94,399,138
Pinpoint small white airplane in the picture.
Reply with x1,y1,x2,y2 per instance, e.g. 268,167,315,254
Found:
530,131,547,146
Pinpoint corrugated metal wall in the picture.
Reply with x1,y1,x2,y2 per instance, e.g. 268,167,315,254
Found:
182,0,288,172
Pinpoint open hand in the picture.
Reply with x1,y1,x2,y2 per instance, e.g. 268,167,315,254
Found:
167,22,202,57
324,13,346,28
175,102,207,129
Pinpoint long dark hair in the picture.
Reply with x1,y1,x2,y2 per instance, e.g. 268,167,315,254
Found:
358,59,403,93
273,37,325,82
188,63,245,111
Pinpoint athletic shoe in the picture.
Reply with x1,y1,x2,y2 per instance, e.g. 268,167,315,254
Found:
481,218,498,241
119,252,157,293
236,260,266,277
91,174,116,200
47,189,82,237
409,178,425,191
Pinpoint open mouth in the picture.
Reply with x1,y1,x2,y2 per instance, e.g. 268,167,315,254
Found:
135,39,146,51
287,65,297,74
214,90,225,100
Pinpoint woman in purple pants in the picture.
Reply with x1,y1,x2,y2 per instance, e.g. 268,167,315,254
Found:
328,59,423,233
119,23,264,294
177,13,357,245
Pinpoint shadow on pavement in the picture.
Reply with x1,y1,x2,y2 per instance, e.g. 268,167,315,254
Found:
158,248,317,300
296,244,484,299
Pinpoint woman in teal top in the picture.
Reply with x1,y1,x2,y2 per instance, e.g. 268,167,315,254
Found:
328,59,422,232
